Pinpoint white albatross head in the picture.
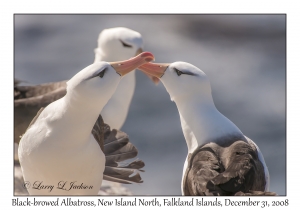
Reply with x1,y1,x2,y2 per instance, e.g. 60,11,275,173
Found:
66,52,155,106
138,62,212,102
95,27,143,62
139,61,246,151
95,27,159,84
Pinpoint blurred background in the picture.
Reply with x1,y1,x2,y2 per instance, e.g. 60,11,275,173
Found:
14,14,286,195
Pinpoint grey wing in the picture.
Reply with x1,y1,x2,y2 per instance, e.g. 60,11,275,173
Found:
210,141,276,196
14,80,67,99
210,152,256,194
91,115,105,151
14,86,66,144
184,148,224,196
184,142,276,196
92,115,145,184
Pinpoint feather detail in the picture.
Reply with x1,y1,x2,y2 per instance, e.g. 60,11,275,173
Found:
14,80,66,100
184,141,276,196
92,115,145,184
103,166,143,184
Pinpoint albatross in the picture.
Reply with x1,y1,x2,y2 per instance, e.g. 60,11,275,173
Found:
18,52,154,195
14,27,157,144
138,61,276,196
94,27,158,129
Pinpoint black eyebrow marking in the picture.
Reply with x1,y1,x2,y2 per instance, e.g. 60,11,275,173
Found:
183,72,196,76
120,40,132,48
174,67,196,76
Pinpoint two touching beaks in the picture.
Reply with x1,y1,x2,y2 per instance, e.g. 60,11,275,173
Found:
111,51,167,83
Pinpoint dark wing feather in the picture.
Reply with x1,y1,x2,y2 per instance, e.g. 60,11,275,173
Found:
210,153,254,194
14,80,66,99
184,148,225,195
184,141,276,196
91,115,105,151
91,116,144,184
105,141,138,164
117,160,145,170
103,130,129,155
209,141,276,196
103,167,143,183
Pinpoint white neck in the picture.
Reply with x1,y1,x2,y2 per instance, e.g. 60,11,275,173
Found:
173,93,244,154
94,48,124,63
48,92,106,146
94,48,105,63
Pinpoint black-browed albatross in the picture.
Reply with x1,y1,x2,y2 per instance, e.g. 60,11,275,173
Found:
139,61,276,196
18,52,154,195
14,27,157,144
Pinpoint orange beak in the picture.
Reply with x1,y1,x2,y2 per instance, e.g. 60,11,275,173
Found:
110,52,155,76
138,63,169,79
135,49,161,85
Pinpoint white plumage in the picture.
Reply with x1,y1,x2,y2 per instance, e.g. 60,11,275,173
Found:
139,61,271,195
18,53,154,195
14,27,146,146
94,27,144,129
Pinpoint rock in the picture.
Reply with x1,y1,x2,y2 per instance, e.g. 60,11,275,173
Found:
99,181,133,195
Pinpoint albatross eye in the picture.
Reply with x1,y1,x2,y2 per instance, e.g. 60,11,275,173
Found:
120,40,132,48
174,68,183,76
98,69,106,78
